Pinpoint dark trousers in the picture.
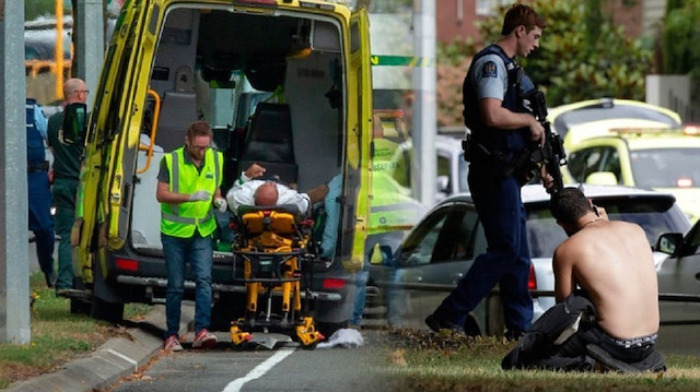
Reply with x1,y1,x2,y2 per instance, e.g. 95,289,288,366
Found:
52,178,79,290
28,171,55,278
437,167,533,336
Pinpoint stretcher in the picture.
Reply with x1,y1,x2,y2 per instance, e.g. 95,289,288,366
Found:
229,205,324,349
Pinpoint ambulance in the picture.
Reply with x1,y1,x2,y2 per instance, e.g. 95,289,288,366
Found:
69,0,373,336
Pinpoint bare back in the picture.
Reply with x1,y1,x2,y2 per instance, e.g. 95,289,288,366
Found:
552,220,659,339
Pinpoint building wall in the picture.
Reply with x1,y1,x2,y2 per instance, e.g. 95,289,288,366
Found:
607,0,643,38
436,0,667,44
436,0,485,45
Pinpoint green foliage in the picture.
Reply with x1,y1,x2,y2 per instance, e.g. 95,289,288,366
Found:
25,0,58,21
661,0,700,74
488,0,651,105
436,0,653,125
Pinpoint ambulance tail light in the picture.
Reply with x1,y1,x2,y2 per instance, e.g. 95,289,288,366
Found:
322,278,346,289
527,264,537,290
116,258,139,272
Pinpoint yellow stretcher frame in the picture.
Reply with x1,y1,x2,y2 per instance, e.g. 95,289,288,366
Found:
229,208,324,349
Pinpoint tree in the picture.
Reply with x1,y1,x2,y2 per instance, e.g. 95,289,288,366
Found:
660,0,700,115
436,0,653,126
25,0,56,21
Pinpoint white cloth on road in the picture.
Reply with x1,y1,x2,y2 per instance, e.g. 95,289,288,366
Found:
317,328,364,349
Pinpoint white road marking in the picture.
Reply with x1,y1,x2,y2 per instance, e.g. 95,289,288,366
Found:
221,347,296,392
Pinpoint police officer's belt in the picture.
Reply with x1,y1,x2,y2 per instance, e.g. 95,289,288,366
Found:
28,160,49,173
470,142,531,181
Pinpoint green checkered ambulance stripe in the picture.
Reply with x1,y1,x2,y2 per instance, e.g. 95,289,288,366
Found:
161,149,220,225
370,202,421,213
370,55,434,67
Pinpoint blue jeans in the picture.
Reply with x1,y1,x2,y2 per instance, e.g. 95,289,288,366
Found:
351,235,394,326
437,170,533,336
350,259,371,325
162,232,214,337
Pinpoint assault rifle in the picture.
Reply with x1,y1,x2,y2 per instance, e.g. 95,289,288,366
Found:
523,89,567,194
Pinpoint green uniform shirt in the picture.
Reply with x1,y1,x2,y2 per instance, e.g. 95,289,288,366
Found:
47,111,85,180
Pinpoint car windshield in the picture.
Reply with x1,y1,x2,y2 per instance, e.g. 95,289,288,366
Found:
630,148,700,188
525,196,690,258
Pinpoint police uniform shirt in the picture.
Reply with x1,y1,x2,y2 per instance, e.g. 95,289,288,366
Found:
470,53,509,101
34,104,48,140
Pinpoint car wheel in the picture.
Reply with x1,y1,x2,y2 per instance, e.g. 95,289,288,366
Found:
90,295,124,324
69,277,91,314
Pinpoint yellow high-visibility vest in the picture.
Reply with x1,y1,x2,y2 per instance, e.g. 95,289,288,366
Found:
160,147,223,238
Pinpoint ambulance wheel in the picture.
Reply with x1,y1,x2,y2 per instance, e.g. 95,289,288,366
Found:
90,296,124,324
70,297,91,314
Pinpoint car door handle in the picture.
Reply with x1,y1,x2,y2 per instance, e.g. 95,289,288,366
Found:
413,275,423,282
452,273,463,283
696,273,700,281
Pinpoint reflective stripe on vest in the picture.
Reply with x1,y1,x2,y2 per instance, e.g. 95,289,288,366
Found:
160,148,222,238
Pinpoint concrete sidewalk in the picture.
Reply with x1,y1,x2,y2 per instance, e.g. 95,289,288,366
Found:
6,305,194,392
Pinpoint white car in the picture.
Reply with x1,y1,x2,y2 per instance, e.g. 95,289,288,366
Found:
388,134,469,202
368,184,691,335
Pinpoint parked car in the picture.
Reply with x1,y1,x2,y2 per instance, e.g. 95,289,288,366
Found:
367,184,691,335
388,134,469,202
563,125,700,223
547,98,682,148
652,219,700,325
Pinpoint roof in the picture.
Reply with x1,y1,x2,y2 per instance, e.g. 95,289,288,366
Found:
548,98,682,143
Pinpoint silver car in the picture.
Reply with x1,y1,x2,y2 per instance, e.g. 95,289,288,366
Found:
367,184,691,335
654,219,700,324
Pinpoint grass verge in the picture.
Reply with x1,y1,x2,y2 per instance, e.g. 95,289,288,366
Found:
0,272,152,389
382,328,700,392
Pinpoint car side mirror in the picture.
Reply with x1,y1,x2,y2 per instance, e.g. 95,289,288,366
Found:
62,102,88,145
654,232,684,257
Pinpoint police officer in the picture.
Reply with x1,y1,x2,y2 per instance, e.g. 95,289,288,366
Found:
426,3,546,339
27,98,56,288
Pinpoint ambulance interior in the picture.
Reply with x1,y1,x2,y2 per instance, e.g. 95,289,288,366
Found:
131,6,349,257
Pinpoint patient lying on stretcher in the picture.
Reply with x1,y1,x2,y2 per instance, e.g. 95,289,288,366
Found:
225,163,329,217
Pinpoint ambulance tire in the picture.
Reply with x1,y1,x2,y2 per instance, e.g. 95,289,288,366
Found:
90,295,125,324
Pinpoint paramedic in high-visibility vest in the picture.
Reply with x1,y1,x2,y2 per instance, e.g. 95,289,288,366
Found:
156,120,227,351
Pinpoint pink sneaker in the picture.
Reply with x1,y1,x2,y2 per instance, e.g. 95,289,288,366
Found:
192,329,218,349
164,335,183,352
